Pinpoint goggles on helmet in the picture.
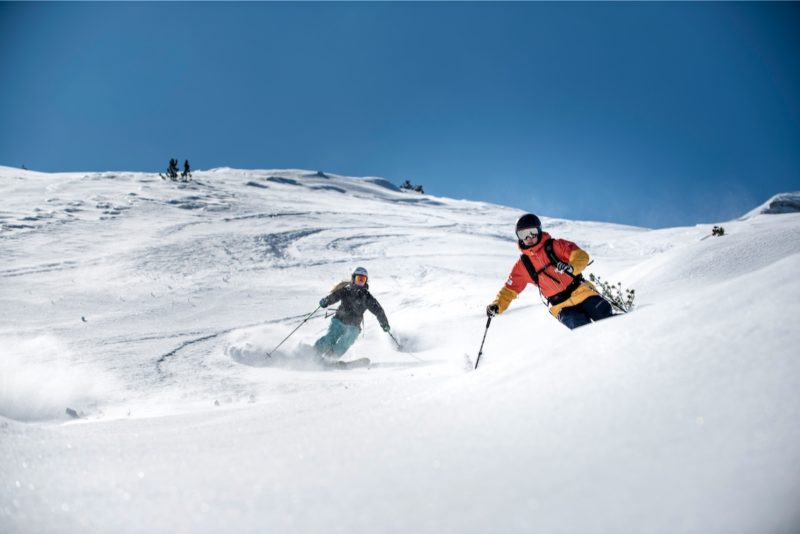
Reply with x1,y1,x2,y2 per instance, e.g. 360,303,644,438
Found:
516,227,539,243
353,274,368,286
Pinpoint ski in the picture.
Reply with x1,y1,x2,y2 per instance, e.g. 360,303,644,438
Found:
324,357,371,369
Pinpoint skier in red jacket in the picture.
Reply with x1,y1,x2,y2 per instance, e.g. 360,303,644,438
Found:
487,214,614,329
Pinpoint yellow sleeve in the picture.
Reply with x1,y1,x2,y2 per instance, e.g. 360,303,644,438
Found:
493,286,518,314
569,249,590,275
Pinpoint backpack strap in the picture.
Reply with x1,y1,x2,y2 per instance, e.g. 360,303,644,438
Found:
519,253,540,286
544,238,583,282
519,242,562,285
519,239,585,306
543,239,559,267
547,277,584,306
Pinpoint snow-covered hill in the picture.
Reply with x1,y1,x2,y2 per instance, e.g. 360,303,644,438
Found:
743,191,800,218
1,166,799,533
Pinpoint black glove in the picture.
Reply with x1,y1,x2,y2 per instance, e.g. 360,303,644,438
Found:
319,297,329,308
382,324,391,332
486,304,499,318
554,261,574,275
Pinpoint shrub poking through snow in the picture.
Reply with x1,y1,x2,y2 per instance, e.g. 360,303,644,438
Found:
588,273,636,313
400,180,425,194
161,159,192,182
165,159,179,180
712,225,725,237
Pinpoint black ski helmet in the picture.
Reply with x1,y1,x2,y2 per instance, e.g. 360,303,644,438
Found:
515,213,542,246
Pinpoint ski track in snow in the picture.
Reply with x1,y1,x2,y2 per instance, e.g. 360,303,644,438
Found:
1,166,799,534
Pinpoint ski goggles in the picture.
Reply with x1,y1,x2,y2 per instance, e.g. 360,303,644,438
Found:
516,227,539,243
354,274,368,285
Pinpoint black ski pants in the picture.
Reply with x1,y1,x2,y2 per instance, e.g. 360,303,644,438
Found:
557,295,614,330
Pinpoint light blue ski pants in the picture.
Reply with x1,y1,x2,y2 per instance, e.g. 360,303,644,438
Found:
313,318,361,358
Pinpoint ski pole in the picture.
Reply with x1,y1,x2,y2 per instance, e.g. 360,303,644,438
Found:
474,317,492,370
387,331,402,349
608,298,629,315
266,306,321,358
387,331,424,361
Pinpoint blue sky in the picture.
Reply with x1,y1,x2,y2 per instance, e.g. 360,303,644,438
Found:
1,2,798,228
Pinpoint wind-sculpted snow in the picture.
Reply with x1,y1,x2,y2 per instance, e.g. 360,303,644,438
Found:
309,185,347,193
266,176,301,186
136,228,327,275
1,165,799,534
743,191,800,218
252,229,325,262
0,260,82,279
362,177,400,191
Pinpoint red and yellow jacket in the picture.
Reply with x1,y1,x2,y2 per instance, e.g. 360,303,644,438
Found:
492,231,598,317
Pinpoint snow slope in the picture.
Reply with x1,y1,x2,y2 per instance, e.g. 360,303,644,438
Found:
743,191,800,218
1,166,799,533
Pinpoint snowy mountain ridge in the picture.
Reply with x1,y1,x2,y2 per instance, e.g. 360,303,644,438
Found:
1,166,799,533
742,191,800,218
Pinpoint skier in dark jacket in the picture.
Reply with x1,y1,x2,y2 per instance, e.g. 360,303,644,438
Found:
315,267,390,358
